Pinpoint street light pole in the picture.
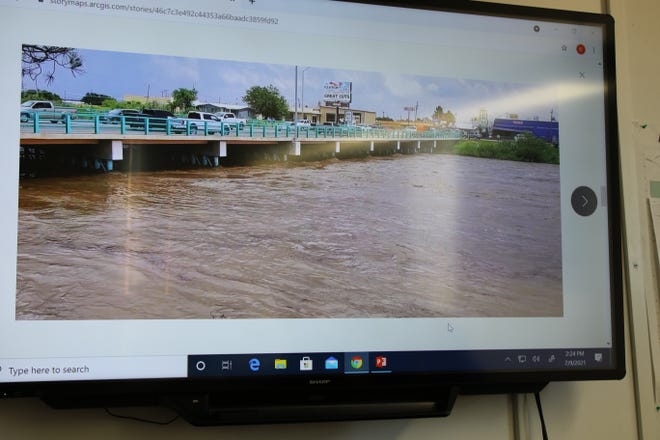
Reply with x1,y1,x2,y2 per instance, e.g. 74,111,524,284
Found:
294,66,298,123
301,67,310,119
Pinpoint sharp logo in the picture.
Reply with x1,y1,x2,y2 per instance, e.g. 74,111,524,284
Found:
309,379,332,385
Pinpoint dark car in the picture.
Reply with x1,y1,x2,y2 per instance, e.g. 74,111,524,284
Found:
100,108,142,124
128,109,186,133
142,109,176,119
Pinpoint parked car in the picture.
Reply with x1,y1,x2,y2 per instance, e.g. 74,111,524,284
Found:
100,109,142,124
293,119,311,127
466,129,481,139
127,109,186,133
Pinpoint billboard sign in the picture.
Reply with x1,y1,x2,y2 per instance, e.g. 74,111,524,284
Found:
323,81,352,104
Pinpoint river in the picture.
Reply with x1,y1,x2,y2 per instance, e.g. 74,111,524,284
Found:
16,154,562,319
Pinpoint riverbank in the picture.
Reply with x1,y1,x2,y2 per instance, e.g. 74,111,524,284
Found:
453,135,559,164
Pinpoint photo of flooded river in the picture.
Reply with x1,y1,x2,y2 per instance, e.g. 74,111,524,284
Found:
16,154,562,320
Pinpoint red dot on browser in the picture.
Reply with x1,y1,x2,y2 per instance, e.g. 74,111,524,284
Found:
576,44,586,55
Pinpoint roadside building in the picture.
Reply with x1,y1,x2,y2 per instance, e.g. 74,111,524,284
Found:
287,105,322,124
318,106,377,126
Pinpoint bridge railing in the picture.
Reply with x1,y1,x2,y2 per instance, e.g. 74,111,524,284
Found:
19,112,463,140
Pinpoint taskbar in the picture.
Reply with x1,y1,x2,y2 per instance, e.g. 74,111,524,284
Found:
188,348,613,377
0,348,613,384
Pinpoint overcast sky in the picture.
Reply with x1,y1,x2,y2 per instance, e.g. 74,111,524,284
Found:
23,47,559,124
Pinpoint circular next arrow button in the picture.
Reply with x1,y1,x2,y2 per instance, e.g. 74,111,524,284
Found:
571,186,598,217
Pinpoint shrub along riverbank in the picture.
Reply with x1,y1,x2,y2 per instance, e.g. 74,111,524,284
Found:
452,134,559,164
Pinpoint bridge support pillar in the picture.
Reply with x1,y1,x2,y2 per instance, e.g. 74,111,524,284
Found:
288,141,301,156
201,141,227,158
191,141,226,167
96,140,124,161
93,140,123,171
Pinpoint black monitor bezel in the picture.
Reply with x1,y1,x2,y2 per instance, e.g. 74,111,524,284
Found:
2,0,624,420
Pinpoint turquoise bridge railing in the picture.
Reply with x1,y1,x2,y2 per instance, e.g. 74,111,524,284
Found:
20,112,463,140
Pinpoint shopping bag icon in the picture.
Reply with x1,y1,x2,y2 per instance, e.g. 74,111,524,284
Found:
300,356,313,371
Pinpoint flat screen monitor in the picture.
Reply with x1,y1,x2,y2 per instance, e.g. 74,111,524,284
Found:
0,0,622,425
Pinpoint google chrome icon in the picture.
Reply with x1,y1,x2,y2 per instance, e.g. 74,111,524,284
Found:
350,356,363,369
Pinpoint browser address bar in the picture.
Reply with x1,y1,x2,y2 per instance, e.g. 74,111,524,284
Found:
1,0,599,57
2,0,282,26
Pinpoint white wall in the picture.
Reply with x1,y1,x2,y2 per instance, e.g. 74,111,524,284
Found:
1,0,657,438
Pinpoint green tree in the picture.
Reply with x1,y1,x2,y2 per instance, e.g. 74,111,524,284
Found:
101,98,120,108
432,105,444,121
170,88,198,112
122,100,147,110
443,110,456,126
22,45,83,87
21,89,62,103
81,92,114,106
243,85,289,120
432,105,456,127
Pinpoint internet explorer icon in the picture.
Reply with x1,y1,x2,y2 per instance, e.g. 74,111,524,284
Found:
248,358,261,372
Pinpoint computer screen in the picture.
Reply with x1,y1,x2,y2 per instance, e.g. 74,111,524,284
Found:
0,0,622,423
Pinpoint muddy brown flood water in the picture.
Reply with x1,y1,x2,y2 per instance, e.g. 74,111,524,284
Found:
16,154,562,320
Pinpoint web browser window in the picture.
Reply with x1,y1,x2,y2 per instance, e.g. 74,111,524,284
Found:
0,0,617,382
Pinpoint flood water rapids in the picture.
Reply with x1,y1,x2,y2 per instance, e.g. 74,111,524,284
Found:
16,154,562,320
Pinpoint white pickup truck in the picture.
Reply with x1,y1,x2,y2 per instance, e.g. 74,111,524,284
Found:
20,100,78,123
213,112,246,129
184,111,230,135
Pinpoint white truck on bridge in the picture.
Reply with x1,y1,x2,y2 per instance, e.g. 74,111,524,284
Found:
213,112,246,129
184,111,231,135
20,100,78,123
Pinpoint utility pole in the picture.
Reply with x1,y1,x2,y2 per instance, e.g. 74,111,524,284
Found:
294,66,298,123
301,67,310,118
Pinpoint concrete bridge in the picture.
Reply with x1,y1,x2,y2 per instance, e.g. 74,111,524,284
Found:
19,132,461,173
